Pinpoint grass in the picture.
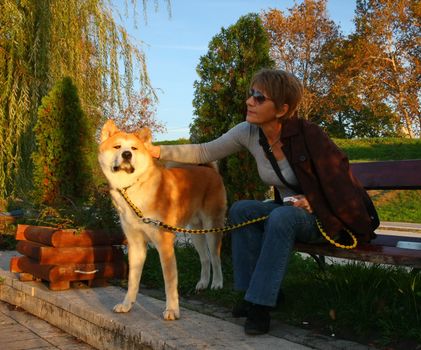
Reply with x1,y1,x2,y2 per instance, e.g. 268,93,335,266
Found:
280,254,421,347
334,137,421,162
372,190,421,223
140,244,421,349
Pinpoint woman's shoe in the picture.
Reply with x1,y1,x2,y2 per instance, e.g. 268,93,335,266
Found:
232,299,251,318
244,304,270,335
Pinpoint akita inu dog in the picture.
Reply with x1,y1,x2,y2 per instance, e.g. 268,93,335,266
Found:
98,120,227,320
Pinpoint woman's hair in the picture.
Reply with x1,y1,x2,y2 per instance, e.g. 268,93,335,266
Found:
250,69,303,118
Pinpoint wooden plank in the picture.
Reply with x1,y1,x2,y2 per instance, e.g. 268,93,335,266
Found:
13,256,127,283
16,225,57,241
295,242,421,268
371,234,421,247
350,159,421,190
16,240,125,264
19,273,37,282
15,224,125,247
49,281,71,291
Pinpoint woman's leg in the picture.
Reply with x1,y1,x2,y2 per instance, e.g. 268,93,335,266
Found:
244,205,319,307
229,200,280,292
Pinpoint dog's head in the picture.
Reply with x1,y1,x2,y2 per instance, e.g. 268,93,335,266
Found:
98,120,153,189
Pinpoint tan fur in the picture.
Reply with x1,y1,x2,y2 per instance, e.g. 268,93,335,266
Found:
98,120,227,320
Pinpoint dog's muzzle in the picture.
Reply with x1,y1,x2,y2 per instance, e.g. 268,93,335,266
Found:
113,151,135,173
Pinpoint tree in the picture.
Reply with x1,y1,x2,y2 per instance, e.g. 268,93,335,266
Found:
191,14,273,204
349,0,420,138
261,0,340,121
0,0,169,204
316,35,400,138
102,91,166,135
32,77,93,205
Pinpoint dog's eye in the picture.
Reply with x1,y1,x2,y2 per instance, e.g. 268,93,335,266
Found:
114,145,121,149
131,146,138,151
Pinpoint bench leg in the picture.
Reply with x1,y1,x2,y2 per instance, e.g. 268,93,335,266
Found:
310,254,326,271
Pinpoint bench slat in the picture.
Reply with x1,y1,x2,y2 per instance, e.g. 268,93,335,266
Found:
370,234,421,247
295,241,421,269
350,159,421,190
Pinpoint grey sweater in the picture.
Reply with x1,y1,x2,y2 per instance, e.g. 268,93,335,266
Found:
160,122,299,198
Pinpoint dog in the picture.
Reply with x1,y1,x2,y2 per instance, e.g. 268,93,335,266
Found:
98,120,227,320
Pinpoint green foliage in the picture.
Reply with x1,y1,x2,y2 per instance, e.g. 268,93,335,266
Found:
32,77,94,205
156,138,191,145
320,104,399,138
191,13,274,204
19,184,121,232
0,0,165,202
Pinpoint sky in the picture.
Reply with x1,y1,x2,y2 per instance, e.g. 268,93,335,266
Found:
116,0,357,141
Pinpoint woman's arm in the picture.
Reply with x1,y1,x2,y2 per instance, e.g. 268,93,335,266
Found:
153,122,250,164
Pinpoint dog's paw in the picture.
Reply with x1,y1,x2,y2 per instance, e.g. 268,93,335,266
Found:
210,280,223,290
163,308,180,321
113,302,133,313
195,280,209,290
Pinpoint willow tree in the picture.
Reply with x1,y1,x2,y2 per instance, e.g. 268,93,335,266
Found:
0,0,168,206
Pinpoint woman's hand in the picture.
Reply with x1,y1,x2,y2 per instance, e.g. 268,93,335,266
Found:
292,195,313,214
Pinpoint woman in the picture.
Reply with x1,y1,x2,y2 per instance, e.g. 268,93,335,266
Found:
148,69,378,335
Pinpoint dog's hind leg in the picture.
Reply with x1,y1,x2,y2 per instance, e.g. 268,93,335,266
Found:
206,231,223,289
190,234,211,290
114,234,147,313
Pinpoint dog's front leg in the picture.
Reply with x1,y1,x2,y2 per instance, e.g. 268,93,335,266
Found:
114,235,147,313
156,232,180,320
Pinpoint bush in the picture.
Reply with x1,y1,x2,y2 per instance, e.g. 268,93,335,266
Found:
32,77,94,205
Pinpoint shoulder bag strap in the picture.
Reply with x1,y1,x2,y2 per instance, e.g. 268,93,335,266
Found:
258,128,302,194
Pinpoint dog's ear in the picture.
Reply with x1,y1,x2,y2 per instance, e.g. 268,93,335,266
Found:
136,127,152,144
100,120,119,143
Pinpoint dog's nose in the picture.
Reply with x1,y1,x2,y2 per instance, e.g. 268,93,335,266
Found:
122,151,132,160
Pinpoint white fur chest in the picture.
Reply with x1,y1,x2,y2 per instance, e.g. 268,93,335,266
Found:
110,189,154,233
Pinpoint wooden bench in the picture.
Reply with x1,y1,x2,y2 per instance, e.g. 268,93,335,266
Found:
294,159,421,270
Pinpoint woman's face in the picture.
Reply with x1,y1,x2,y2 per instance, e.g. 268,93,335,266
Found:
246,86,280,126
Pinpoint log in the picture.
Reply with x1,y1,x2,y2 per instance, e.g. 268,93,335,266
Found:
11,256,127,283
16,240,125,264
16,224,125,247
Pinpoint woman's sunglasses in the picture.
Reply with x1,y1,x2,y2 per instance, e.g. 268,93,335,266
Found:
248,89,272,104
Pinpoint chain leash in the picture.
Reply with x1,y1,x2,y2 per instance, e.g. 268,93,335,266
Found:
315,218,357,249
118,188,357,248
118,188,268,234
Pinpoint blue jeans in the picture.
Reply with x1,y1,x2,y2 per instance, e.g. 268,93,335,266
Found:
229,200,321,307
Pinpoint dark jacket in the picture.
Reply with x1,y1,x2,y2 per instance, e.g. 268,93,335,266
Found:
280,117,378,243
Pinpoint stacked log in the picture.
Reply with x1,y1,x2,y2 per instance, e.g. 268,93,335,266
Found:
10,224,127,290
